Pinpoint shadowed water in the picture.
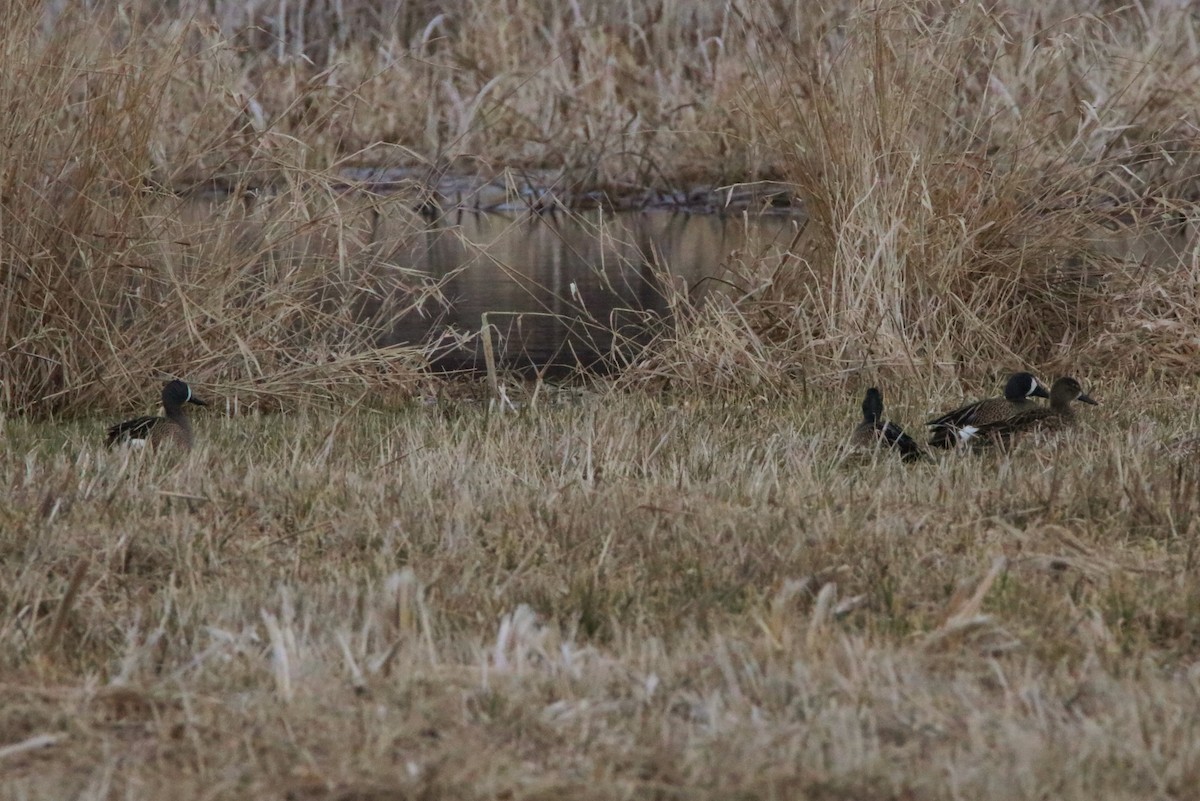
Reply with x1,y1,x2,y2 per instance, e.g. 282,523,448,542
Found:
376,211,800,374
178,192,1187,378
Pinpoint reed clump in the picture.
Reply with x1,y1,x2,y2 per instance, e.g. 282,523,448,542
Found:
8,1,1200,414
0,4,439,417
633,2,1200,391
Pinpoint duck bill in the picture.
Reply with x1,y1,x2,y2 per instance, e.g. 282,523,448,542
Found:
188,396,209,407
1077,392,1099,406
1031,383,1050,399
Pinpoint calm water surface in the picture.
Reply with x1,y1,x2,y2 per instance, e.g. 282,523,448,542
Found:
379,211,799,373
184,193,1184,376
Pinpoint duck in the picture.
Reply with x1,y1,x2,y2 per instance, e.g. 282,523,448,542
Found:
852,387,928,462
969,376,1098,445
927,372,1050,448
106,380,207,451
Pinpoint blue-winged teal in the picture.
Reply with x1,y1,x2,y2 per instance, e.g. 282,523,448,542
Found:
927,372,1050,448
852,387,928,462
106,380,207,450
970,376,1098,444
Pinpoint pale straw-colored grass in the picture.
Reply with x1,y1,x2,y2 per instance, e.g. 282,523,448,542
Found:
2,384,1198,799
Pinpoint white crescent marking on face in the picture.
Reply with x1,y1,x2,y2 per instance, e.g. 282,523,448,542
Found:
185,384,191,402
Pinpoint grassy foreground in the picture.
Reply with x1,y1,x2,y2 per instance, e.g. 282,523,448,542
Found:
2,380,1199,799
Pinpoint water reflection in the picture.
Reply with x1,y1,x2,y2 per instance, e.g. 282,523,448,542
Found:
378,211,799,374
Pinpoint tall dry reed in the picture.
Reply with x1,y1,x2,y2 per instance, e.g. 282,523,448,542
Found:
1,4,437,416
630,2,1200,392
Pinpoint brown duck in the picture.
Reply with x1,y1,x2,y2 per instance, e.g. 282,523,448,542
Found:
970,376,1098,444
106,380,207,451
927,371,1050,448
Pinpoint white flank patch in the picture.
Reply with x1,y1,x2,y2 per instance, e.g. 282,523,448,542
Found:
126,438,149,450
957,426,979,442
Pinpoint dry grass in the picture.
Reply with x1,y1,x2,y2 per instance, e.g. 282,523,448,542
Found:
7,0,1200,414
664,1,1200,386
2,382,1200,799
0,1,446,416
5,2,1200,796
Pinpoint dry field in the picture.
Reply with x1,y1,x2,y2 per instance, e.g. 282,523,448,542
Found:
2,383,1200,799
4,0,1200,798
